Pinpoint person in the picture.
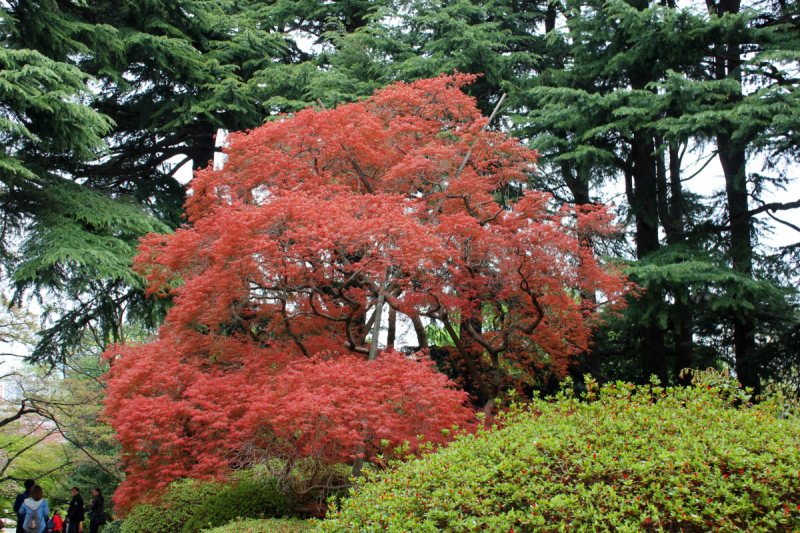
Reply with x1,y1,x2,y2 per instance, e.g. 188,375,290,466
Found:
64,488,84,533
46,510,63,533
87,489,104,533
13,479,35,533
19,484,49,533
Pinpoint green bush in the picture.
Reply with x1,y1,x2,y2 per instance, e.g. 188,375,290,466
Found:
317,377,800,532
100,519,124,533
121,479,228,533
206,518,312,533
183,480,290,533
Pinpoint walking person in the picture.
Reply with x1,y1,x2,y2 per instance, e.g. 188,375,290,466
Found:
64,488,84,533
87,489,105,533
13,479,35,533
19,485,49,533
45,510,63,533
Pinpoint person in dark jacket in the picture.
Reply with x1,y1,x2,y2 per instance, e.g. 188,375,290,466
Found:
13,479,35,533
87,489,104,533
64,487,84,533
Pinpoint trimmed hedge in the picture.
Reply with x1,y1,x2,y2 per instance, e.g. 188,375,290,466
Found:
121,478,289,533
120,479,226,533
206,518,312,533
317,377,800,532
182,480,289,533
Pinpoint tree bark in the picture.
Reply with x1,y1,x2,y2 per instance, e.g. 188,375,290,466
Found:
631,130,669,385
192,120,217,172
386,306,396,350
708,0,760,394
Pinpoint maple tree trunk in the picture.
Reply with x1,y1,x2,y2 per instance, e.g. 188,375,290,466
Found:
411,314,429,350
352,444,366,478
367,292,385,361
387,306,396,350
442,316,492,404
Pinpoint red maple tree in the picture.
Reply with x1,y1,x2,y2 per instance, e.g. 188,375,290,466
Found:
103,74,629,511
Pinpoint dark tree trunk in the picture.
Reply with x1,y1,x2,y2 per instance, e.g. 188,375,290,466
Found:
707,0,760,394
720,136,759,393
192,120,217,172
386,306,396,350
658,140,695,384
631,130,669,385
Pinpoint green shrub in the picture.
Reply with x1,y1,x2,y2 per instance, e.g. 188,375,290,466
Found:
317,377,800,532
100,519,124,533
183,480,290,533
206,518,312,533
121,479,228,533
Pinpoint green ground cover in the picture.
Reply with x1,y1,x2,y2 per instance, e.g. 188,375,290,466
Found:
316,376,800,532
206,518,313,533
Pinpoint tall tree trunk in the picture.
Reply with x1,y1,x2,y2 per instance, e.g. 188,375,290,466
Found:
631,130,669,385
656,139,695,384
720,136,758,393
708,0,760,394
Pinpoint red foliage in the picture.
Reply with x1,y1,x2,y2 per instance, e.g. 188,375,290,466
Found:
103,74,629,511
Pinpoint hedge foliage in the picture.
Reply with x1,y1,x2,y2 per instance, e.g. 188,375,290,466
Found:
182,480,289,533
206,518,313,533
317,376,800,532
120,479,226,533
121,478,288,533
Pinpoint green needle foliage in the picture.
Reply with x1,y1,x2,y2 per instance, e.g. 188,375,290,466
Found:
318,376,800,532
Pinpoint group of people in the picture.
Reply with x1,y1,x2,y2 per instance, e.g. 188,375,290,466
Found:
7,480,106,533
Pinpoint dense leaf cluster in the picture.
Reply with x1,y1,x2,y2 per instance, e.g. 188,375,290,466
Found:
318,379,800,532
120,478,289,533
182,481,290,533
206,518,313,533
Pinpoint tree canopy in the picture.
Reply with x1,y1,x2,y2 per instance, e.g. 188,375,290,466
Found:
103,75,629,508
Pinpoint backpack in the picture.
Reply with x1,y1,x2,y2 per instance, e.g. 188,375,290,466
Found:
24,510,40,533
46,518,56,532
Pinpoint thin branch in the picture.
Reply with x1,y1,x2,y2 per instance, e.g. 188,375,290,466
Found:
428,93,507,222
767,211,800,234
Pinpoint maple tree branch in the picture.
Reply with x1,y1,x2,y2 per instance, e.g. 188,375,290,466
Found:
428,93,507,222
316,98,376,195
345,153,376,195
281,299,309,357
307,291,347,322
440,314,492,403
453,93,507,183
480,207,505,226
343,309,369,355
